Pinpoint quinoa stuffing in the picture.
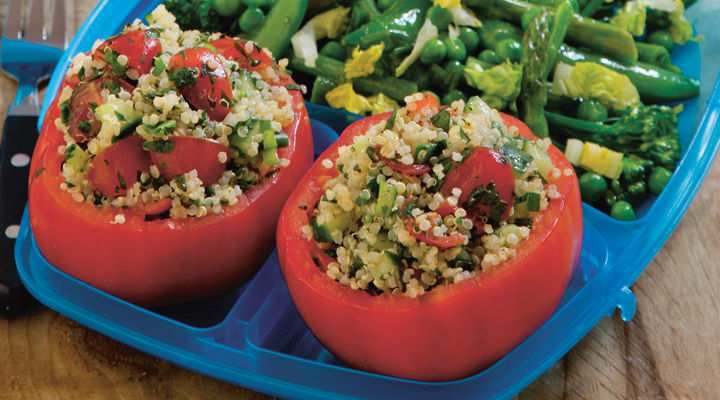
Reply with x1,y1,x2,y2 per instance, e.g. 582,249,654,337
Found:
308,93,564,298
55,5,296,220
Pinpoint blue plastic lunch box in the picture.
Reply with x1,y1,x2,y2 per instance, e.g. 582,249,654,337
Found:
16,1,720,398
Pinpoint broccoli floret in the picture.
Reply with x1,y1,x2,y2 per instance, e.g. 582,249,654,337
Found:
164,0,239,34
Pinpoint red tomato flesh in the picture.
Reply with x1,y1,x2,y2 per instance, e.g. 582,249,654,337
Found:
87,136,150,196
167,48,233,122
149,136,229,185
211,38,292,85
94,30,162,76
441,148,515,225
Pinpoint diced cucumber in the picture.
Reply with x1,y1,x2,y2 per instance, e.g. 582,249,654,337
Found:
375,180,397,217
312,211,353,243
523,140,553,179
514,191,541,215
370,249,400,280
262,148,281,166
370,232,396,251
236,69,258,98
64,143,90,171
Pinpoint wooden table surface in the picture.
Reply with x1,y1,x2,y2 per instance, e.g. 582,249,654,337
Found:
1,1,719,399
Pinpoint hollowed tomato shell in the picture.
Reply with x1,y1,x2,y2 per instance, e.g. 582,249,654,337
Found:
28,78,312,307
276,111,583,382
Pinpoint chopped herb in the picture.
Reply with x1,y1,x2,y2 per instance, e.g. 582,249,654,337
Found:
168,66,198,87
498,142,533,175
114,111,127,121
141,139,176,154
174,174,187,191
143,120,177,136
117,171,127,190
298,205,308,210
285,83,302,90
78,120,92,133
102,48,128,76
430,109,451,132
101,79,121,95
60,98,71,125
34,167,45,177
151,56,166,76
78,66,86,81
384,107,397,130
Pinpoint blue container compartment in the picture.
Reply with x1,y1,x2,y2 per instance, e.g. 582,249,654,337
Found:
18,1,720,399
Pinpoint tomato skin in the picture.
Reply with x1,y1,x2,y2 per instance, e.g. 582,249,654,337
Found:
87,136,150,196
167,48,233,122
94,30,162,75
277,112,583,381
149,136,229,185
29,68,312,307
441,147,515,223
376,152,432,176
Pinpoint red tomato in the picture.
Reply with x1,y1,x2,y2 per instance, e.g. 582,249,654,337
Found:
404,212,467,250
94,30,162,76
211,37,292,85
87,136,150,196
68,76,135,143
167,48,233,122
376,151,432,176
441,148,515,224
407,92,440,115
136,197,172,216
277,111,583,381
149,136,229,185
29,53,313,307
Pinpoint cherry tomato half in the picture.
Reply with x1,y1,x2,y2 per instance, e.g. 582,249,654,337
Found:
94,30,162,76
68,76,135,143
149,136,229,185
277,111,583,381
87,136,150,196
167,48,233,122
441,147,515,225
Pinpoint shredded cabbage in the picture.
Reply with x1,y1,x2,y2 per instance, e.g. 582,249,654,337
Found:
448,6,481,27
291,7,350,67
464,59,523,109
395,18,438,77
345,43,385,79
368,93,399,115
610,0,647,36
551,62,641,112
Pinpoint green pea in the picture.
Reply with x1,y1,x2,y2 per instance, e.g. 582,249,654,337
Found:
320,41,347,61
610,201,636,221
444,59,464,75
626,181,647,205
213,0,242,17
421,38,447,65
243,0,270,6
459,27,480,55
377,0,395,10
442,89,467,106
648,30,674,53
521,8,541,30
428,6,453,31
577,99,608,122
648,167,672,195
443,36,467,61
239,7,265,32
479,49,498,63
579,172,607,203
602,190,618,209
610,179,622,193
495,38,522,63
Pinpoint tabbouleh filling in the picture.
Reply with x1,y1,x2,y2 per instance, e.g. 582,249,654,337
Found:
307,94,568,298
55,5,296,219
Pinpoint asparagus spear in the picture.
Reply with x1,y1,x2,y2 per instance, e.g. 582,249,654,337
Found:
468,0,639,64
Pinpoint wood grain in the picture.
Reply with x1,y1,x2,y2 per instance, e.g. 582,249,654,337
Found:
1,1,718,399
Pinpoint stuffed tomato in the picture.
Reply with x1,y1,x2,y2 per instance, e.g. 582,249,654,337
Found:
277,93,582,381
28,5,312,306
